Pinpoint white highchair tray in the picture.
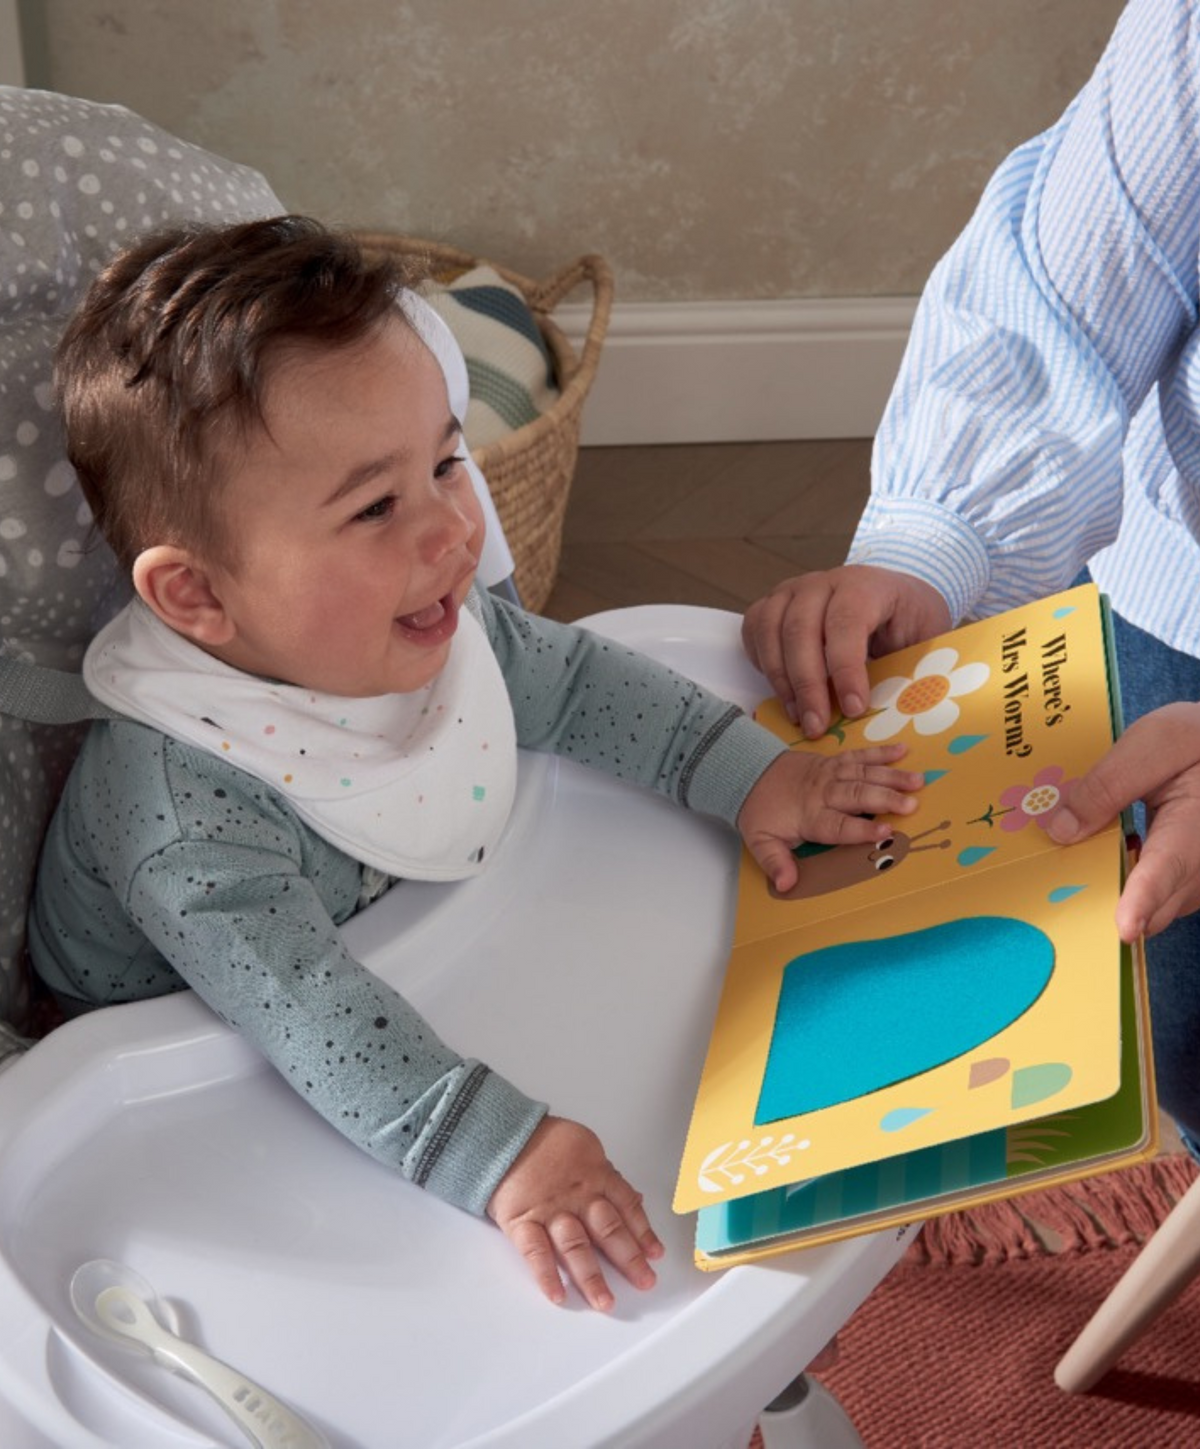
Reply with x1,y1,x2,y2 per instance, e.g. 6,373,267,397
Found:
0,608,913,1449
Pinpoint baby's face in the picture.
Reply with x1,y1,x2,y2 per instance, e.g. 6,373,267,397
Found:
202,315,485,697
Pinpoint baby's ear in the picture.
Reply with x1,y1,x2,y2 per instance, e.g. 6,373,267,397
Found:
132,546,235,647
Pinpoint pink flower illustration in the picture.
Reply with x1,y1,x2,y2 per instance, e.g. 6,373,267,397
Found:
998,764,1074,832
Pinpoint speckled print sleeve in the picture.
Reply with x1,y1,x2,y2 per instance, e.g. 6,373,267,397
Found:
474,589,787,824
29,721,546,1216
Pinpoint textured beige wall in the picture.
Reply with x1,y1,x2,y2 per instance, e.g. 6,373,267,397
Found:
29,0,1125,302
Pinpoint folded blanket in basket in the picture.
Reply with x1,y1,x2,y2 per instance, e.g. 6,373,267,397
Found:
422,266,560,450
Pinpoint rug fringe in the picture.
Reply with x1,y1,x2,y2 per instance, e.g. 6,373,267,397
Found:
908,1154,1198,1266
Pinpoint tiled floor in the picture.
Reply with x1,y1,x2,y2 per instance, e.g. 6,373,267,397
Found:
543,437,1183,1159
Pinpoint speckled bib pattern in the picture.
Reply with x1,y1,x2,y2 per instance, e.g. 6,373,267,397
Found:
85,599,518,880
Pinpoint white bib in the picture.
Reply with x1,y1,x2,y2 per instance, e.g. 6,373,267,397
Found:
84,597,519,880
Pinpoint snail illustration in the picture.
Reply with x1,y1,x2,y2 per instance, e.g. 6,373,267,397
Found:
770,819,953,901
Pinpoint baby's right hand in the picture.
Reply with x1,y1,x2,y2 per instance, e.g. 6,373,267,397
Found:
486,1115,664,1310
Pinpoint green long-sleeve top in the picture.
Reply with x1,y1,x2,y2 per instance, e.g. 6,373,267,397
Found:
29,590,786,1214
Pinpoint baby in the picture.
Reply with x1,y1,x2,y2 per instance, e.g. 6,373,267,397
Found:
29,216,921,1310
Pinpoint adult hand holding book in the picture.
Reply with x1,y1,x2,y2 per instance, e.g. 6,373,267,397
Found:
1047,700,1200,941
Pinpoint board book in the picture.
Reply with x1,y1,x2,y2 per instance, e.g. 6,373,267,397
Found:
673,583,1157,1267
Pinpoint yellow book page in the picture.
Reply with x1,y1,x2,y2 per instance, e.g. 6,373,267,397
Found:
732,583,1118,949
674,584,1125,1214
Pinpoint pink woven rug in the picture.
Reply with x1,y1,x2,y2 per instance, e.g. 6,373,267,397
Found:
808,1155,1200,1448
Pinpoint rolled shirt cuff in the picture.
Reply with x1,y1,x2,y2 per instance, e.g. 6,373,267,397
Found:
847,495,992,626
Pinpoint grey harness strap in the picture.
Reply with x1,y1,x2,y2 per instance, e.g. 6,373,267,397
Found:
0,657,116,1065
0,658,116,725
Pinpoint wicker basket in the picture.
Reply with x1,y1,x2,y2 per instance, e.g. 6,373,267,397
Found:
353,232,614,614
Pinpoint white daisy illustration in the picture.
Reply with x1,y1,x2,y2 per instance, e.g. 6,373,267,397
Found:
864,646,990,740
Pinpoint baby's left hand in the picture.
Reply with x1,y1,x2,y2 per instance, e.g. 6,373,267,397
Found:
738,744,923,893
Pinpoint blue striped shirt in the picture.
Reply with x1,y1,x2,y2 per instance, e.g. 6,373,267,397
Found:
850,0,1200,655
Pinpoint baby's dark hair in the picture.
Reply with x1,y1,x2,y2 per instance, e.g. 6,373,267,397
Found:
55,214,427,570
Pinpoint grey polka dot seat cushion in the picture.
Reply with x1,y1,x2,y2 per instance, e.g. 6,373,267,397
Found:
0,86,282,1032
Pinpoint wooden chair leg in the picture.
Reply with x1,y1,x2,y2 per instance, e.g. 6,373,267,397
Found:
1055,1172,1200,1392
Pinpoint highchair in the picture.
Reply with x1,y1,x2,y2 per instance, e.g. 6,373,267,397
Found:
0,85,908,1448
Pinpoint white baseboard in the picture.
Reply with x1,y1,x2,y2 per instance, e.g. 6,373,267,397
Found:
556,294,917,446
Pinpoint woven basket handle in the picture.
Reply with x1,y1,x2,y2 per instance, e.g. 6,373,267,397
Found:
527,254,614,395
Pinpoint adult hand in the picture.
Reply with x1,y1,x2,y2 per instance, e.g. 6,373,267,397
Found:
742,565,952,738
487,1115,663,1311
1046,702,1200,940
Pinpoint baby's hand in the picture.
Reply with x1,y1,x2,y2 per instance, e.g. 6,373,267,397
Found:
487,1115,664,1311
738,743,923,893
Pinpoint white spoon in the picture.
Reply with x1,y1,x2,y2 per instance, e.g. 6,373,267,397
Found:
69,1259,330,1449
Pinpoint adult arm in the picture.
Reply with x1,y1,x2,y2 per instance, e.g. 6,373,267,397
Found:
746,0,1200,728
